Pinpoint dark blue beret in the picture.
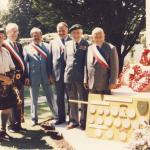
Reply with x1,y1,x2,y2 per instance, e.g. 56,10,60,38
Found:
69,24,82,32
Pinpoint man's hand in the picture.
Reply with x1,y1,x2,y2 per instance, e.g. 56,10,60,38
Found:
84,83,89,90
49,75,55,84
109,84,119,89
25,78,30,86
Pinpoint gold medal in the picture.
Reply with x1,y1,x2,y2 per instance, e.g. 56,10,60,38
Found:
106,129,113,139
105,117,113,127
111,107,119,117
104,108,110,116
90,107,96,114
95,129,102,138
98,109,104,115
97,117,103,125
114,118,121,128
127,109,136,119
122,119,131,129
120,132,127,142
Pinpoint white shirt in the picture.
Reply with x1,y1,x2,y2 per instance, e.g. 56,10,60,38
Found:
0,46,15,74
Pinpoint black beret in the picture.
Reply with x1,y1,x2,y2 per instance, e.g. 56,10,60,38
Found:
0,28,4,34
69,24,82,32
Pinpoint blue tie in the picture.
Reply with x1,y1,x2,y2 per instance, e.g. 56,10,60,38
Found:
61,39,65,45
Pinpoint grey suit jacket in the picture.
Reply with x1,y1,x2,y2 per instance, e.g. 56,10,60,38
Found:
49,36,71,82
64,39,89,83
84,42,119,90
24,42,51,86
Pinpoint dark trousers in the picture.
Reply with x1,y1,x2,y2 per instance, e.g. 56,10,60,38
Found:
11,85,24,128
89,87,111,95
0,108,13,131
55,81,66,122
66,82,88,125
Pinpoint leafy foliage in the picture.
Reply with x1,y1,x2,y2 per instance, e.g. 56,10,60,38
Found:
0,0,145,70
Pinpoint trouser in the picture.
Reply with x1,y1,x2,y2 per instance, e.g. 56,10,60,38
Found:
0,108,13,131
55,81,66,122
89,87,111,95
9,85,24,129
30,84,58,123
66,82,88,125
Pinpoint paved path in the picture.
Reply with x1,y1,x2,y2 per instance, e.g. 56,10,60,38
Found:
56,124,128,150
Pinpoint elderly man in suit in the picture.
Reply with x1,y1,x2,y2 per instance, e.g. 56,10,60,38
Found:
64,24,89,129
3,23,27,132
24,27,58,126
49,22,71,124
84,27,119,94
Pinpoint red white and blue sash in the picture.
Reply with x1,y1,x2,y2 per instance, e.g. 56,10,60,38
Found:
30,43,48,60
57,38,65,54
92,44,109,68
3,40,25,72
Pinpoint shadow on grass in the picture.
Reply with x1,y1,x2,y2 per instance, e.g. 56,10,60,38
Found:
0,129,53,149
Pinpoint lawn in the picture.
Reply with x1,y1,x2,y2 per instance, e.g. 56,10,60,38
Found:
0,87,57,150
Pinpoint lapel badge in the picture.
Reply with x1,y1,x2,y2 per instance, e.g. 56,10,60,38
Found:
79,45,87,50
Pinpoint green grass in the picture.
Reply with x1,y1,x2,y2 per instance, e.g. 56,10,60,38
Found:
0,88,56,149
24,87,45,98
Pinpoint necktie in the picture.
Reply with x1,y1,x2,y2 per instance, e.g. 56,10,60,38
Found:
14,42,19,52
76,42,79,50
61,39,65,45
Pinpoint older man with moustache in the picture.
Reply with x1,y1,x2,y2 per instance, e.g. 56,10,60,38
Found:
49,22,71,124
24,27,58,126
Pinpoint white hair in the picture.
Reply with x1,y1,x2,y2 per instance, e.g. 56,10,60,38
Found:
92,27,104,36
57,22,68,31
30,27,42,36
6,23,19,33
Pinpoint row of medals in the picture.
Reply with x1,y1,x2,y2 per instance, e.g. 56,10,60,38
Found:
88,106,139,142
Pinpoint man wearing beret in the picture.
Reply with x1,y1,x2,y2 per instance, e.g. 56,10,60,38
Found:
64,24,88,129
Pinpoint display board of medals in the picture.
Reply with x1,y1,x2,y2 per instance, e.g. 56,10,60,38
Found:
86,94,150,142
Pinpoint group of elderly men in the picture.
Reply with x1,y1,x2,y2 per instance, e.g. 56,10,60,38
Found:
0,22,119,141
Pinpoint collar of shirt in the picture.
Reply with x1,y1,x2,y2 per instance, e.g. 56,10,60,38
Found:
73,39,82,45
60,35,69,41
7,38,16,46
33,42,42,47
95,42,104,48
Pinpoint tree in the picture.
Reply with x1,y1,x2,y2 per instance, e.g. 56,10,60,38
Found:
2,0,145,71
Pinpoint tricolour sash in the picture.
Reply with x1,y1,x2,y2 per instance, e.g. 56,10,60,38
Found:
3,41,25,72
30,43,48,60
57,38,65,54
92,44,109,68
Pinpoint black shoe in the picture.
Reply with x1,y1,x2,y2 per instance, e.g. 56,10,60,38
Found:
31,122,38,127
66,122,79,130
49,119,64,125
8,128,19,133
17,127,27,132
80,124,86,130
0,132,13,141
80,120,86,130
